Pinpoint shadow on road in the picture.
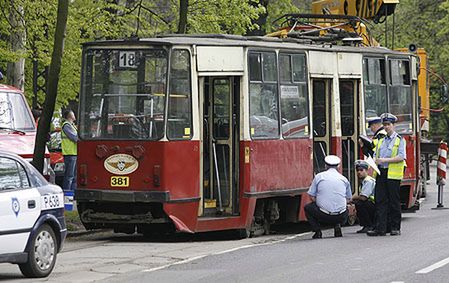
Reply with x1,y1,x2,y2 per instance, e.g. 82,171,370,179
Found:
69,222,315,244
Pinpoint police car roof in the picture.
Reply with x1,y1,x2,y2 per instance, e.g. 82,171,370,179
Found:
0,84,22,93
0,150,22,159
0,151,31,167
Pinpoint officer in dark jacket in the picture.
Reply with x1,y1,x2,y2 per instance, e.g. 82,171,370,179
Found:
359,116,387,157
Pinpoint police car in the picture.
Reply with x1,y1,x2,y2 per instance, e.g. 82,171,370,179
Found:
0,151,66,278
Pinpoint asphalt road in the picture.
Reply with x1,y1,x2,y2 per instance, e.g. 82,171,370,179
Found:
2,166,449,283
107,187,449,283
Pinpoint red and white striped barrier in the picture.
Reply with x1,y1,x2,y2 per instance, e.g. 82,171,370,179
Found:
437,141,447,185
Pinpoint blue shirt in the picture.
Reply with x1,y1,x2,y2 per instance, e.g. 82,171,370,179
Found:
307,168,352,213
62,123,78,143
360,176,375,199
375,131,406,168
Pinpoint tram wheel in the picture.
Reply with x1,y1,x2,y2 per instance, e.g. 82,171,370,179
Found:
142,231,165,240
420,187,427,198
234,228,251,239
263,219,271,235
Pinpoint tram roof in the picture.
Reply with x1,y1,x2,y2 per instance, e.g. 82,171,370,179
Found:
83,34,410,56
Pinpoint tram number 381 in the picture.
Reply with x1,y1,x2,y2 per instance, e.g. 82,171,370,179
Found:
111,176,130,187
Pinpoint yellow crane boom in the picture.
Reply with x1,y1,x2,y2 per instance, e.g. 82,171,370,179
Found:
312,0,399,23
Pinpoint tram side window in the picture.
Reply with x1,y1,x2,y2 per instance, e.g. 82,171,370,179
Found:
389,59,412,134
167,49,192,140
279,53,308,139
249,52,279,139
363,57,387,134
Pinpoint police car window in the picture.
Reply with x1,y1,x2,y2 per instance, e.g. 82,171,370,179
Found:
0,157,30,190
27,163,48,187
17,163,30,188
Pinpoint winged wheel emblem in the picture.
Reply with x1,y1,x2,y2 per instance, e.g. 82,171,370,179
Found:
104,154,139,175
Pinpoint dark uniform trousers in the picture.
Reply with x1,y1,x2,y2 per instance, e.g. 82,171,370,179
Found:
304,202,348,232
375,168,401,233
354,200,375,228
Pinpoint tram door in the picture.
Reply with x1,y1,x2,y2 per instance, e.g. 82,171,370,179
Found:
339,80,359,192
201,77,240,216
312,79,332,173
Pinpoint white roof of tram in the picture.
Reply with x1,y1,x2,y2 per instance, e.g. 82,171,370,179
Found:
83,34,411,56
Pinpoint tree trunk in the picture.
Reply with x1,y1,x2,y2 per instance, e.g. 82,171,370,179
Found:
7,2,26,91
177,0,188,34
32,0,69,173
246,0,269,36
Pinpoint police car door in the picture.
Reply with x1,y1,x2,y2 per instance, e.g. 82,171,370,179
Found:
0,156,40,254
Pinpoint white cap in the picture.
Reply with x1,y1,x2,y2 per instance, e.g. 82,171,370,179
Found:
367,116,382,126
324,155,341,166
354,159,369,169
380,113,398,124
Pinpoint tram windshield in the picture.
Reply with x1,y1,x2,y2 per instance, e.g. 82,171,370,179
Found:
79,48,168,140
363,57,387,135
363,57,413,135
388,59,412,134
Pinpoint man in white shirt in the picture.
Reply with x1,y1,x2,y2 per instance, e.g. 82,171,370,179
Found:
305,155,352,239
350,160,376,233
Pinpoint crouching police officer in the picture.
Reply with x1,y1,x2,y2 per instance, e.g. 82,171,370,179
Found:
367,113,406,236
305,155,352,239
350,160,376,233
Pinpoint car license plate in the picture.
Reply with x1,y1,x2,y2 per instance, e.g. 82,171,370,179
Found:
111,176,129,187
41,193,64,210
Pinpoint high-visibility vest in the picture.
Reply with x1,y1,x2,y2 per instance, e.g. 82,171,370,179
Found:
372,129,387,148
375,136,406,180
369,130,386,178
361,175,376,203
374,128,387,140
61,121,77,156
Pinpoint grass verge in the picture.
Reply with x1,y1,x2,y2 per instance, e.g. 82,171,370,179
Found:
64,210,85,232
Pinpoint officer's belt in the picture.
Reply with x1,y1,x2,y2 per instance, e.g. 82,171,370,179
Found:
319,207,346,216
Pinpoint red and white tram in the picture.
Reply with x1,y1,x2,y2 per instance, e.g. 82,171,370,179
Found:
75,34,421,236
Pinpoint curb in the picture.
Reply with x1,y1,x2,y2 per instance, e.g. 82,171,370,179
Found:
66,229,111,238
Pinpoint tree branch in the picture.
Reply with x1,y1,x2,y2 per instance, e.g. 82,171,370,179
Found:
140,5,169,25
0,1,15,29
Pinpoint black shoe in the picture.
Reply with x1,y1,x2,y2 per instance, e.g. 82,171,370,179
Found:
356,226,371,234
366,230,386,236
312,230,322,239
334,224,342,237
390,230,401,236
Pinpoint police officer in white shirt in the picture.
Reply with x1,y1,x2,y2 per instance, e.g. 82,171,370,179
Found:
367,113,406,237
305,155,352,239
350,160,376,233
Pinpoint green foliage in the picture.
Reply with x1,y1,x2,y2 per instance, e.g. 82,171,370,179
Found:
2,0,447,142
185,0,265,34
368,0,449,140
266,0,301,33
0,0,271,109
